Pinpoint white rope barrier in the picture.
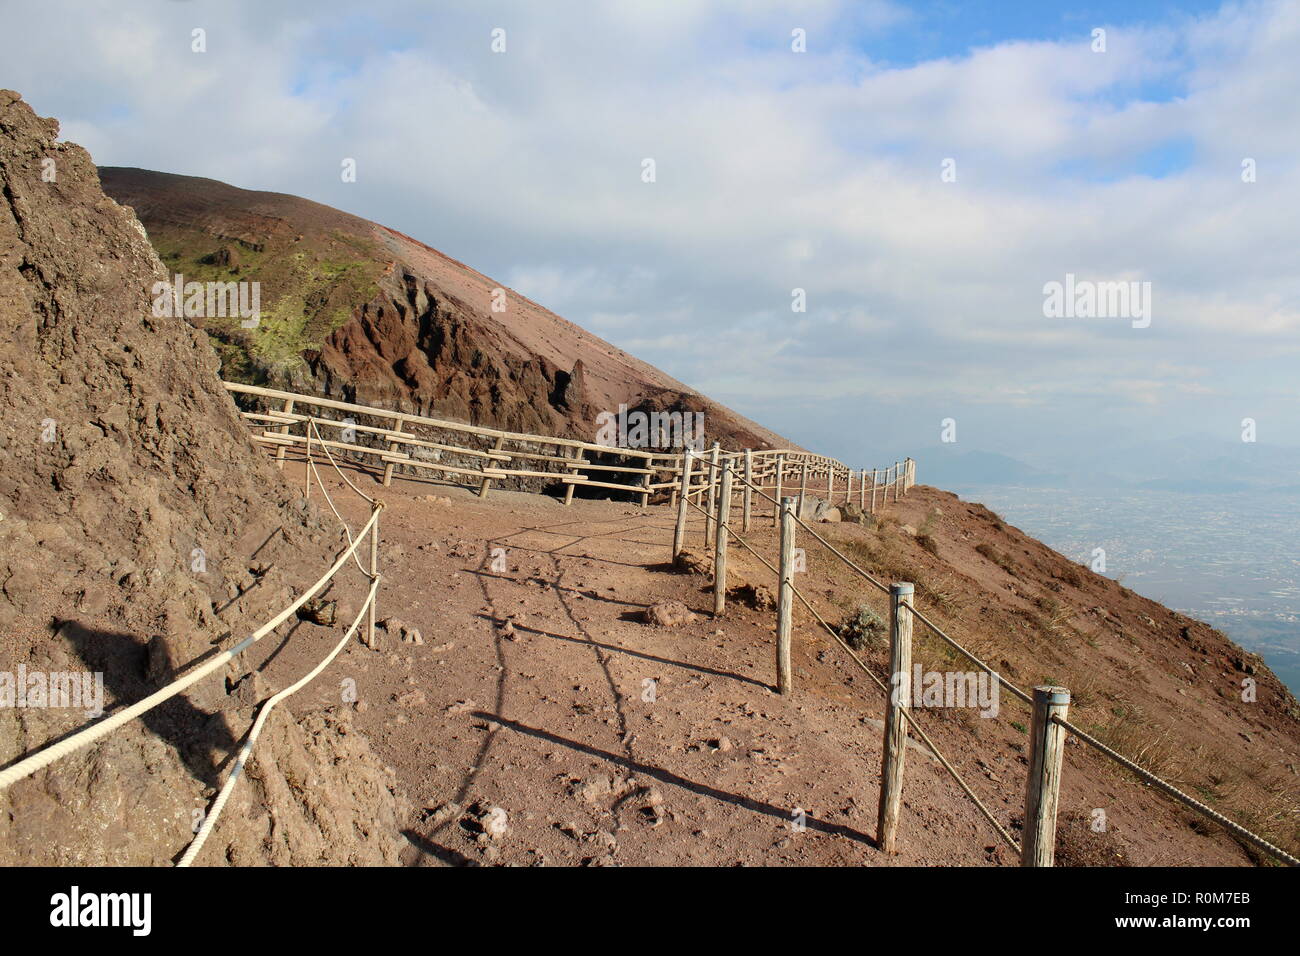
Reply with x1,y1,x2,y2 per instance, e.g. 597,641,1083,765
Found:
0,508,379,792
177,576,380,867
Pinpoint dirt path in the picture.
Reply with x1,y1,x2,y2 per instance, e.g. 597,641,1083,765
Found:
254,456,1020,867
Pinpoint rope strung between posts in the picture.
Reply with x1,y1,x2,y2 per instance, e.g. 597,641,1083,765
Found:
681,495,780,579
1051,714,1299,867
701,460,1020,851
908,605,1034,708
177,576,381,867
307,417,377,504
305,419,374,577
684,478,1016,851
789,512,890,595
689,450,1298,866
0,508,379,792
783,578,1022,855
726,467,781,508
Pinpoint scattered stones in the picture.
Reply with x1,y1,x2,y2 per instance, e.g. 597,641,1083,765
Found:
393,689,426,709
642,601,696,627
423,802,461,827
379,617,423,644
296,598,337,626
575,776,612,804
672,549,711,576
728,582,776,611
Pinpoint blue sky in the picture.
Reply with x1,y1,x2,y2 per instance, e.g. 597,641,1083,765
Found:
4,0,1298,480
855,0,1216,65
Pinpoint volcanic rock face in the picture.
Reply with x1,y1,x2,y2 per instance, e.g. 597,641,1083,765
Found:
309,270,593,435
0,91,408,865
99,167,793,452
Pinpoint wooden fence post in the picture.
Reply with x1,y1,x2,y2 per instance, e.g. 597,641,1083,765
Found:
275,398,295,469
742,449,753,533
381,414,407,487
773,454,785,527
878,582,914,853
704,442,720,549
776,496,795,695
846,469,854,506
799,460,808,516
860,468,867,509
828,465,835,504
672,450,694,561
713,461,733,617
870,468,878,513
563,445,578,506
1023,686,1071,867
478,436,505,497
639,467,652,509
303,416,312,499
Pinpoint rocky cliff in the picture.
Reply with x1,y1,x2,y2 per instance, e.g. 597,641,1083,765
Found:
0,92,409,865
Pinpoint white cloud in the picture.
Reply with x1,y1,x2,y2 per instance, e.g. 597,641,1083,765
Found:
3,0,1299,462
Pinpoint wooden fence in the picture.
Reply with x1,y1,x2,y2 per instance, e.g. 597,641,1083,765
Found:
223,382,912,511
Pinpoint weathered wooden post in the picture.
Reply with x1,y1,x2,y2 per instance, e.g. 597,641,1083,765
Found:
742,449,753,533
878,582,914,853
563,445,579,506
478,436,506,497
773,454,785,527
381,415,407,487
275,398,295,469
776,496,796,694
713,461,733,617
799,460,809,517
1023,686,1071,867
893,461,901,502
828,465,835,504
870,467,879,513
639,467,652,509
860,468,867,509
303,416,313,500
846,469,854,506
703,442,720,549
672,450,694,561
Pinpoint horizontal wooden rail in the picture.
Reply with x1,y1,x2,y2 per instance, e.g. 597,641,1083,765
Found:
224,382,882,509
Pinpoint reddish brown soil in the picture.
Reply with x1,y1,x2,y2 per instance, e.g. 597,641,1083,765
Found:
284,452,1299,867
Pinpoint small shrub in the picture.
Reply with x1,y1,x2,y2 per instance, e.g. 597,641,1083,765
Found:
1057,564,1085,588
839,604,887,651
975,542,1016,574
916,533,939,556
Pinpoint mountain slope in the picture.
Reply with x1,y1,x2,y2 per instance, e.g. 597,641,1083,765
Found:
99,167,794,452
